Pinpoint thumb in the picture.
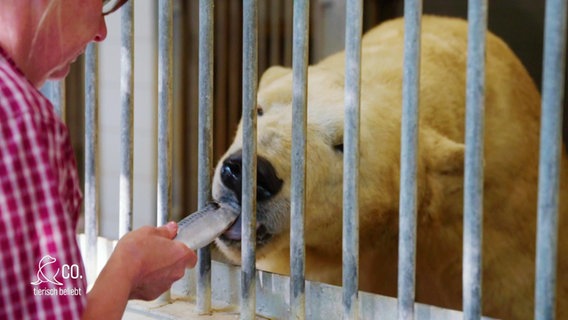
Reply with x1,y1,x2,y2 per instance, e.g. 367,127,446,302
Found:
156,221,178,239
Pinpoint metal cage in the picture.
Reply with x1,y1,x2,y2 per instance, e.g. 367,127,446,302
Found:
41,0,566,319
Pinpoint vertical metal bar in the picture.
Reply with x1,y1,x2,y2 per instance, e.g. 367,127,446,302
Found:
290,1,309,319
84,43,99,285
535,0,567,319
241,0,258,318
197,0,214,314
463,1,487,319
119,0,134,238
158,0,173,302
342,1,362,319
398,1,422,319
54,81,66,121
41,81,66,120
39,83,52,106
157,0,173,231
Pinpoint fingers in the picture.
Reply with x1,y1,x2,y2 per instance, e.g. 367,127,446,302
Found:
172,240,197,268
170,258,189,281
183,244,198,268
116,223,198,302
155,221,178,239
128,252,195,301
152,226,197,269
158,222,198,267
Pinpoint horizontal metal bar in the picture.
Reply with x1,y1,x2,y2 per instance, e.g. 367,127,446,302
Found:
119,258,497,320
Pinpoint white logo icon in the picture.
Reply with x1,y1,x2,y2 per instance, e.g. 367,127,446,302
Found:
30,255,63,286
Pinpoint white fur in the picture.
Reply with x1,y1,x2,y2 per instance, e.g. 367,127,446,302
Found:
212,16,568,319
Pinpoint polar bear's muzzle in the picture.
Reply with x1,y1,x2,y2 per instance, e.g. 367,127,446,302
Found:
220,150,283,202
216,150,284,246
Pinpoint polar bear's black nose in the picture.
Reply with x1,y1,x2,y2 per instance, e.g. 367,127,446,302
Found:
220,151,283,201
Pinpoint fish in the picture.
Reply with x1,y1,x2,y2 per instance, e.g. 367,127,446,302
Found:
175,202,239,250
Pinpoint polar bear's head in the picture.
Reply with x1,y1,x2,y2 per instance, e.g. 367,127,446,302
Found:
212,65,464,266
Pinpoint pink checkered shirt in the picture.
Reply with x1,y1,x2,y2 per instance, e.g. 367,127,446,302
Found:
0,48,87,319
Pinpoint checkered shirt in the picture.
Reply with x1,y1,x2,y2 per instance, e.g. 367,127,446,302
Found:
0,47,87,319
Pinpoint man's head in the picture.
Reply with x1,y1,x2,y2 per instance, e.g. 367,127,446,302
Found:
0,0,128,87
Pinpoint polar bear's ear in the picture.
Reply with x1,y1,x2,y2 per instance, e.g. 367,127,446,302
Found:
259,66,291,90
422,129,465,176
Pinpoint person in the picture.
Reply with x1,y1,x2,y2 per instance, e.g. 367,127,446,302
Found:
0,1,197,319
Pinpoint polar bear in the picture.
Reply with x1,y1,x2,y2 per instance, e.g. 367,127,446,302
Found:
211,15,568,319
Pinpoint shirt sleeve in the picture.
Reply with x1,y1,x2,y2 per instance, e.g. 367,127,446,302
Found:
0,108,87,320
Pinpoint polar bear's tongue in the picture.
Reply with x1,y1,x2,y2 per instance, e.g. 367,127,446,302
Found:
223,214,262,241
222,214,242,240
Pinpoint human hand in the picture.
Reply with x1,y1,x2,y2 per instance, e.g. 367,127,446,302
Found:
108,222,197,301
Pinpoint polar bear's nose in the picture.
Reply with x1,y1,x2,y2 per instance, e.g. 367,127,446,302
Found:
220,151,283,201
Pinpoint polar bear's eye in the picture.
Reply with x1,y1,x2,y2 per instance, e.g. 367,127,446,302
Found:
257,107,264,116
333,144,344,153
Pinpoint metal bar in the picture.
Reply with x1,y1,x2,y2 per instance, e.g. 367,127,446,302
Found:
84,43,99,286
241,0,258,318
342,0,362,319
132,258,494,319
463,1,488,319
157,0,173,230
53,81,66,120
39,83,51,106
290,1,309,319
398,1,422,319
197,0,214,314
535,0,567,319
157,0,173,302
41,80,66,120
119,0,134,238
